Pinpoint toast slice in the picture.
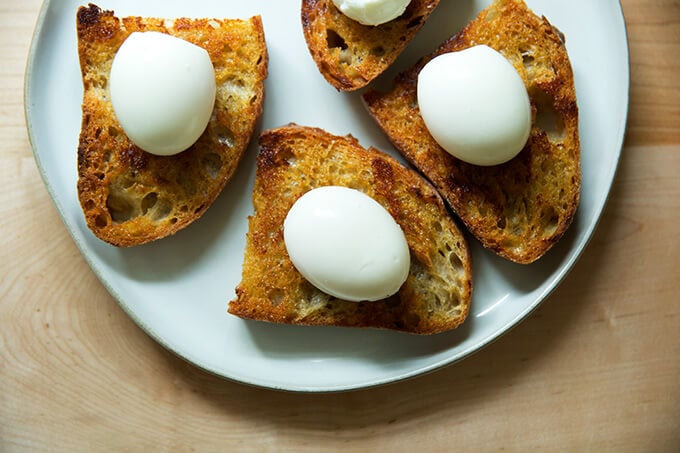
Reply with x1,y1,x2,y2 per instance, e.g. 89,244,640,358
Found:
76,4,268,246
301,0,440,91
363,0,580,263
228,124,472,334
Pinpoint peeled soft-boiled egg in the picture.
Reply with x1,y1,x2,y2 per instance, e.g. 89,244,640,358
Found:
417,45,532,166
109,32,216,156
331,0,411,26
283,186,410,302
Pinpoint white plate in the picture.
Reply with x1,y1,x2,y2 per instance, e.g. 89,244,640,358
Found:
25,0,629,392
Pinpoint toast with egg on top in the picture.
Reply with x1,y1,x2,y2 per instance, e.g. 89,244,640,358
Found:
301,0,440,91
363,0,580,263
76,4,267,246
228,124,472,335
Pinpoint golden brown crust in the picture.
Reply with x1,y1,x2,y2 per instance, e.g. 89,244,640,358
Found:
301,0,440,91
363,0,580,264
228,124,472,334
76,4,268,246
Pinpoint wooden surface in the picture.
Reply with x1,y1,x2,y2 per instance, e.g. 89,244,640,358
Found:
1,0,679,450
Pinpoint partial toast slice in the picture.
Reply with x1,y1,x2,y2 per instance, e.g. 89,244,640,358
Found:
363,0,580,263
301,0,440,91
76,4,268,246
228,124,472,334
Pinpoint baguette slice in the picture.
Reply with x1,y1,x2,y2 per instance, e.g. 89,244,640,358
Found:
76,4,268,246
301,0,440,91
363,0,580,263
228,124,472,334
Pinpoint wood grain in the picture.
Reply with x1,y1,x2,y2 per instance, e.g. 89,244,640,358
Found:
1,0,679,451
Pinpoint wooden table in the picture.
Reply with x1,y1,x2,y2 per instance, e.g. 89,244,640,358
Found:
2,0,678,450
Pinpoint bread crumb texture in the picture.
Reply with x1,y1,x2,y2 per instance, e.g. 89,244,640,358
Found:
302,0,440,90
229,125,472,334
364,0,580,263
76,4,268,246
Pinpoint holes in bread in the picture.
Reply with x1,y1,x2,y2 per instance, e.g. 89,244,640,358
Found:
108,126,121,139
406,16,423,28
540,206,559,237
106,193,135,223
449,294,461,311
214,124,235,148
448,250,463,270
266,289,285,307
540,157,552,174
201,152,223,179
150,199,173,222
370,46,386,57
105,178,173,224
119,176,135,189
89,75,107,90
94,213,108,228
141,192,158,215
531,88,565,143
520,48,535,75
431,294,443,312
339,49,353,66
431,220,443,233
299,282,332,314
326,29,348,50
279,147,297,167
223,77,251,104
496,216,507,230
224,76,245,88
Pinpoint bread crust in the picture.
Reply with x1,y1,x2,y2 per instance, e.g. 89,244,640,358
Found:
301,0,440,91
363,0,580,263
228,124,472,334
76,4,268,246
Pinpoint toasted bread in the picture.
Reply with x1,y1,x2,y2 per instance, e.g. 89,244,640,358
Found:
76,4,268,246
228,124,472,334
301,0,440,91
363,0,580,263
